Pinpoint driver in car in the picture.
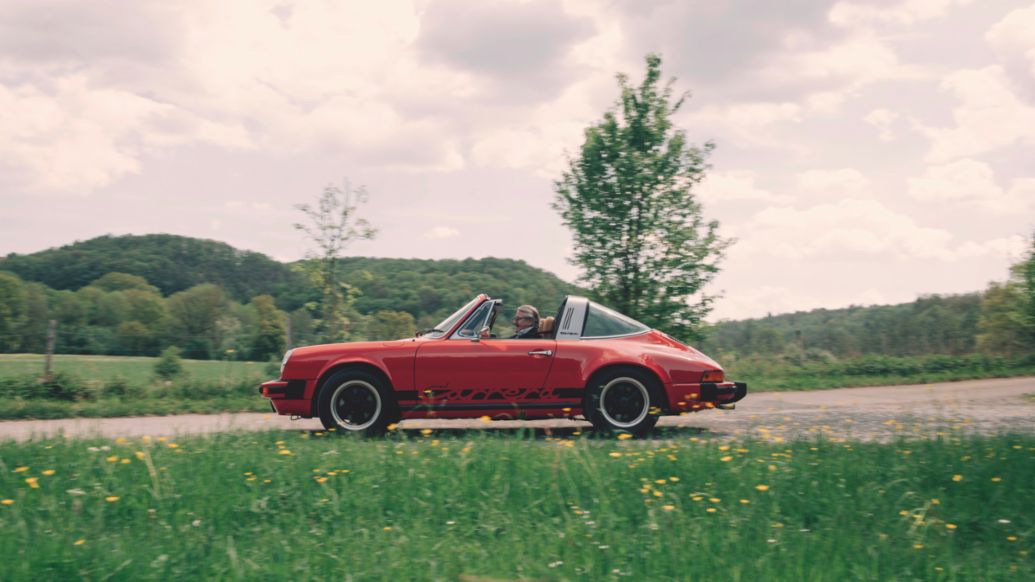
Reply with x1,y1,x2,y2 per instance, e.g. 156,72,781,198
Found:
511,305,541,339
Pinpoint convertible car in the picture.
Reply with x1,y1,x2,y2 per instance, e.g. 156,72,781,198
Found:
260,295,746,435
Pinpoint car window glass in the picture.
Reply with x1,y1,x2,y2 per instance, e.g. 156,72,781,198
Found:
429,297,481,338
453,301,494,338
582,302,650,338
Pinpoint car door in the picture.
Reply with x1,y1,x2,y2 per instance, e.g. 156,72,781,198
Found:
413,337,558,409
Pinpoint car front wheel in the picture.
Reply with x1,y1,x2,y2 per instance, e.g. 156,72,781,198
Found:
317,370,395,436
585,368,661,435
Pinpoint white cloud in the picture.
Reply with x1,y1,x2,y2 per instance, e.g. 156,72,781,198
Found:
760,34,919,90
424,226,460,240
908,159,1035,214
732,199,956,261
696,171,792,204
795,168,871,198
711,284,893,321
919,66,1035,162
865,108,899,141
986,3,1035,77
829,0,974,28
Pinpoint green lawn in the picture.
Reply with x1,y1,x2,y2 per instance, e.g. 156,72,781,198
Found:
0,354,269,385
0,431,1031,580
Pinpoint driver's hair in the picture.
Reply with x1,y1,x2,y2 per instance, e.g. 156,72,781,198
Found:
516,305,539,328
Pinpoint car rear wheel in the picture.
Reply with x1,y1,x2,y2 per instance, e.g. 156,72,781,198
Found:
317,369,395,436
585,368,661,435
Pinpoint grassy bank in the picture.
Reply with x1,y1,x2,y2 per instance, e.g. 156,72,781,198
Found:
0,354,271,420
1,431,1032,580
725,352,1035,392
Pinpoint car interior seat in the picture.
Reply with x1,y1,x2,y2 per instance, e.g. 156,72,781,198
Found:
538,316,555,338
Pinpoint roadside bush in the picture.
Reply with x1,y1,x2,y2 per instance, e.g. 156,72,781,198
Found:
101,375,146,400
154,346,184,380
37,372,95,401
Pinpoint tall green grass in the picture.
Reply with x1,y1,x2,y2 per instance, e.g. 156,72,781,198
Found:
0,354,272,420
1,431,1032,580
726,352,1035,391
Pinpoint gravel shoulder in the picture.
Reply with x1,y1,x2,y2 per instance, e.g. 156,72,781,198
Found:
1,376,1033,442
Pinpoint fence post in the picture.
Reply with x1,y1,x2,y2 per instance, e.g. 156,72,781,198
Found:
43,319,57,380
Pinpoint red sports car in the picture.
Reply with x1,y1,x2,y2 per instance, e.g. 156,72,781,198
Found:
260,294,746,435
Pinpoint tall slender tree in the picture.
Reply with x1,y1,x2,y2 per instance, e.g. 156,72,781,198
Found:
294,180,377,342
554,54,729,340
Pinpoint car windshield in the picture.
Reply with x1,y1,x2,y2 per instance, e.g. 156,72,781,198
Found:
426,297,482,338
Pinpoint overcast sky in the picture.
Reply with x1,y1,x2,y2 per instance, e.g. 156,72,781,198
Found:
2,0,1034,320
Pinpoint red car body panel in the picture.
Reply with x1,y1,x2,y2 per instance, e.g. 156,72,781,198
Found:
260,295,746,422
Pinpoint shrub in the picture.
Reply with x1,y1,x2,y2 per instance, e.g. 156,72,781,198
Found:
154,346,184,380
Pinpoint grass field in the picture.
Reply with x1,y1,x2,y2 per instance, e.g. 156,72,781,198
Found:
1,430,1032,580
0,354,272,420
0,354,269,385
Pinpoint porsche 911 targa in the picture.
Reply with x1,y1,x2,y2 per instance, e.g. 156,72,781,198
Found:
260,294,746,435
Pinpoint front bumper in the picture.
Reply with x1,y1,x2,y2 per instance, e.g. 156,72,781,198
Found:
259,379,306,399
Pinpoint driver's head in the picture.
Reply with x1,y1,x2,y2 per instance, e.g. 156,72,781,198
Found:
513,305,539,330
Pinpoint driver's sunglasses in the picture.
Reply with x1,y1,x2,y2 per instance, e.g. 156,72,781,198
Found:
513,316,531,322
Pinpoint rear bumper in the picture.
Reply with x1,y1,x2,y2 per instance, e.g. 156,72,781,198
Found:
666,381,748,412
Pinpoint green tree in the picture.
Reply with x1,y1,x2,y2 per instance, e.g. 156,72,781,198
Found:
294,180,377,342
154,346,184,380
166,284,228,359
0,271,27,352
553,54,729,341
248,295,287,360
88,272,160,294
364,310,416,340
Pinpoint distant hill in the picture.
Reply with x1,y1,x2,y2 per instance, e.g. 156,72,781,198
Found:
0,235,582,321
0,234,302,303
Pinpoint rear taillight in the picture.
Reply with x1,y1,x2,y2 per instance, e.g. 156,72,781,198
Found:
701,370,724,383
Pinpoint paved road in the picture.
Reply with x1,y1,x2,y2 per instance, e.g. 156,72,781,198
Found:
1,376,1033,442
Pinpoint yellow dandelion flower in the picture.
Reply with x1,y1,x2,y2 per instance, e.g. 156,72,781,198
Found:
952,474,963,482
25,477,39,489
899,510,909,517
14,467,29,473
662,505,675,511
720,456,733,462
755,484,770,492
41,469,55,476
106,456,119,463
278,449,293,456
617,433,633,440
706,507,717,513
105,496,119,503
609,452,622,458
1,499,14,505
74,539,86,546
387,423,398,431
913,543,924,550
652,490,662,498
991,476,1002,482
479,416,491,424
420,429,433,436
768,464,777,472
383,526,392,532
1007,536,1018,542
718,445,731,451
114,437,127,444
945,523,957,530
315,477,328,484
134,451,146,460
167,443,179,449
739,499,750,505
669,477,680,482
655,479,667,485
263,479,271,484
121,458,130,464
709,497,721,503
691,495,703,502
157,437,167,442
931,498,940,505
141,436,151,443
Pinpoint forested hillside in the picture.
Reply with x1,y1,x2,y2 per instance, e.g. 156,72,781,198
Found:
0,235,580,360
1,234,1032,365
701,293,983,358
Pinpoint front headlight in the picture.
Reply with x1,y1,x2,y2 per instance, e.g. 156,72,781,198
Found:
280,349,295,378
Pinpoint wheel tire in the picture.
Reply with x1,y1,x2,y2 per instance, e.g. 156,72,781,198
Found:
317,369,395,436
585,367,661,435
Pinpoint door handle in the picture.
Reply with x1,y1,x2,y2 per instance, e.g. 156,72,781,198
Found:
528,349,553,357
